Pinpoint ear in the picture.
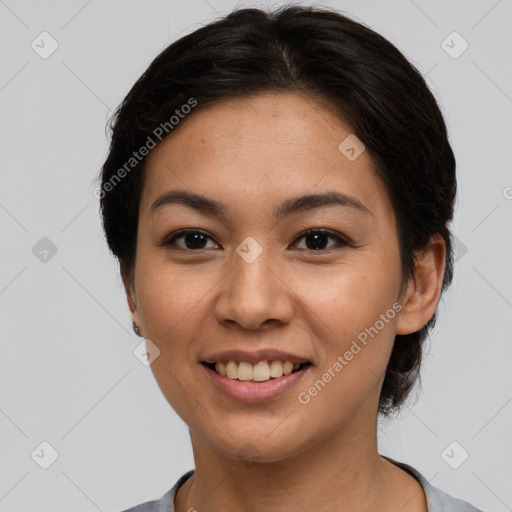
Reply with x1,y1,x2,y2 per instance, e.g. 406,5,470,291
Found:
121,268,143,335
396,234,446,335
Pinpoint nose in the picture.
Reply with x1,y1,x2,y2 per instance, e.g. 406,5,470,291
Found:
213,243,294,331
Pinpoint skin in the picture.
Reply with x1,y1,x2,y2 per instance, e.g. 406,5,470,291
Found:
123,92,446,512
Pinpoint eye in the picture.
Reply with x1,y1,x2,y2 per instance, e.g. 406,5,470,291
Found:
292,229,351,252
161,229,220,251
160,228,351,252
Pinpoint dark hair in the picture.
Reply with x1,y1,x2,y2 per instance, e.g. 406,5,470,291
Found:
96,4,456,416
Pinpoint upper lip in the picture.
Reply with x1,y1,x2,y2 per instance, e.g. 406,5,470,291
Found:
202,349,312,365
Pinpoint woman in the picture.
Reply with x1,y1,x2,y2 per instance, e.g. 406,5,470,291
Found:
97,5,483,511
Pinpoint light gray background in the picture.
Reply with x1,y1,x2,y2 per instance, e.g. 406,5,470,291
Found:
1,0,511,510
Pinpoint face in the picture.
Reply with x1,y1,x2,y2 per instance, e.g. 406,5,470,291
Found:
126,92,409,462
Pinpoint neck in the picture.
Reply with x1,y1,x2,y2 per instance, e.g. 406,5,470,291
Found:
175,409,427,512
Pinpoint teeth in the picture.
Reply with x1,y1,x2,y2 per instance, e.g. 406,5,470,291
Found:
269,360,284,377
212,360,305,382
253,361,270,381
215,361,227,376
283,361,293,375
237,361,253,381
226,360,238,379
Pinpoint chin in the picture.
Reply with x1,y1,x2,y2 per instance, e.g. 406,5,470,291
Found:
201,423,315,465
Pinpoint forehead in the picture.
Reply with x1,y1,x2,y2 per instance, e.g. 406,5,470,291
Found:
140,92,393,225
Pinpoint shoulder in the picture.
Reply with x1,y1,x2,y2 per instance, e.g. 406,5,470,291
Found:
120,463,484,512
119,470,195,512
425,485,484,512
383,456,484,512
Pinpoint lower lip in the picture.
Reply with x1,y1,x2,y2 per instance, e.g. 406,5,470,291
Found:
201,363,311,403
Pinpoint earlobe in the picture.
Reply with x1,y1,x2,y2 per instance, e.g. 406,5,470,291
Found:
395,234,446,336
122,272,143,336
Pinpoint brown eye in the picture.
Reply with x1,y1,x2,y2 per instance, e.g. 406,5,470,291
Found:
293,229,350,251
162,230,219,250
160,228,351,252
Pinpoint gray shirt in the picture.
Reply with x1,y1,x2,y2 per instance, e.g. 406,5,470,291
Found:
121,457,483,512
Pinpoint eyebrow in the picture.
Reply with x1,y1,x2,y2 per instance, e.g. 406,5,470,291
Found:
149,189,371,220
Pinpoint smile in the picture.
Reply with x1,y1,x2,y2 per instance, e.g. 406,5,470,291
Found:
201,359,312,403
204,360,311,382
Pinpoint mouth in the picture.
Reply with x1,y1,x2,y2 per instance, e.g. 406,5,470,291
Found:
200,349,314,402
201,360,313,383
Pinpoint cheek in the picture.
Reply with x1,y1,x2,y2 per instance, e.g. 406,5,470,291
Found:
288,255,402,417
133,261,212,422
134,257,217,346
292,271,400,428
291,249,402,345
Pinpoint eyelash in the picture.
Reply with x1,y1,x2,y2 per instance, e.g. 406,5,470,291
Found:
160,228,352,253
